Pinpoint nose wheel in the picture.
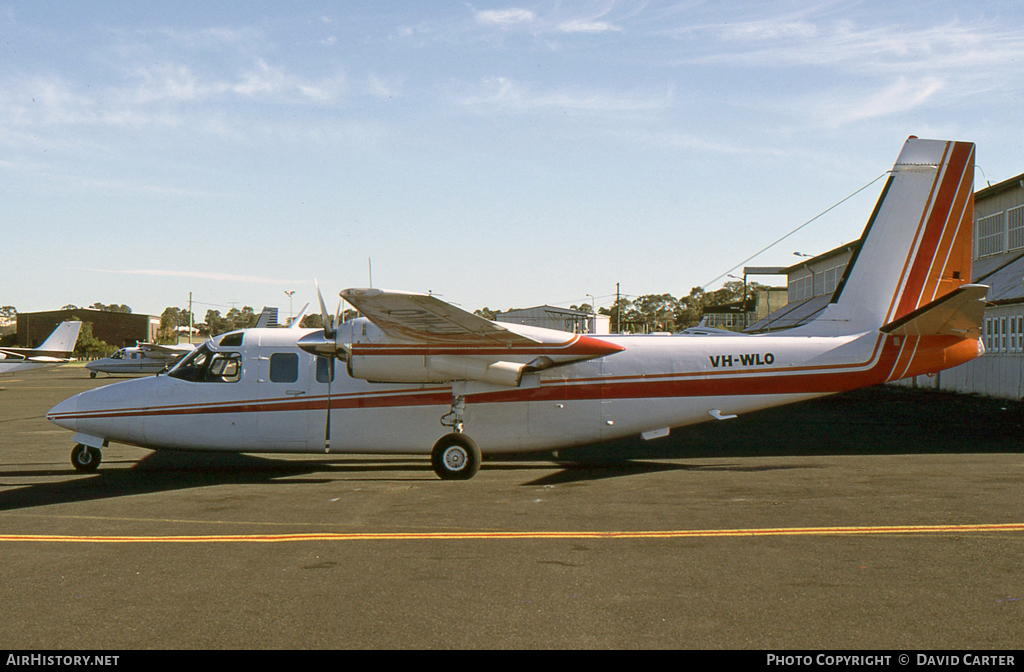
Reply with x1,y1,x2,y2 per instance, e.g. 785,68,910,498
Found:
431,433,481,480
71,444,102,472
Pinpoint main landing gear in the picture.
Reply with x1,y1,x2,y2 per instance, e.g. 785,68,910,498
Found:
432,394,481,480
71,444,102,472
431,433,481,481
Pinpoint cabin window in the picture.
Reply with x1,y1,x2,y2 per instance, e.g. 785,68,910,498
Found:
316,356,335,383
269,353,299,383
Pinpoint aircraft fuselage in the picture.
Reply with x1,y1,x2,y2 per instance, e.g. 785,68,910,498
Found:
47,321,981,456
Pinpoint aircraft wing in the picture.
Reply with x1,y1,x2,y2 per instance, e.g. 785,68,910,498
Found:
299,288,623,387
138,343,195,357
341,288,541,347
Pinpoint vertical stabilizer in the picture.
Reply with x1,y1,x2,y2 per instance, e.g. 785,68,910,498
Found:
801,138,975,335
36,321,83,356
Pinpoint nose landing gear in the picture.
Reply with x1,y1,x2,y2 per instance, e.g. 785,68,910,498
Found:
71,444,102,472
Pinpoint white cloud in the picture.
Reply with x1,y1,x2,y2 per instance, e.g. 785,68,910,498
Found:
556,19,621,34
455,77,672,113
813,77,946,128
367,73,401,99
475,9,536,26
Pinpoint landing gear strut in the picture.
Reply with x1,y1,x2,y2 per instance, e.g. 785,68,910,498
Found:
431,433,481,480
439,395,466,434
71,444,102,472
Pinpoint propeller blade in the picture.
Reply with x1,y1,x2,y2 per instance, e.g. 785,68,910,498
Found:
315,279,334,336
324,357,334,450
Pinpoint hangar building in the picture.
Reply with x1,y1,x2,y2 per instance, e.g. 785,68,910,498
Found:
744,173,1024,399
901,171,1024,399
17,309,159,349
496,306,610,334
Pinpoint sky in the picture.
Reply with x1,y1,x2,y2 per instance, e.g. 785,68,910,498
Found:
4,0,1024,320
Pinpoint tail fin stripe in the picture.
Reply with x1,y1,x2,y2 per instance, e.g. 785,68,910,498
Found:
893,141,974,321
885,141,953,324
924,146,975,305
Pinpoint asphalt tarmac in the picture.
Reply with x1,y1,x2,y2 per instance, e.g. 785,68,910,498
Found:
1,366,1022,649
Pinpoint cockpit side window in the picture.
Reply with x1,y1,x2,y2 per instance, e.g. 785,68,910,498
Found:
219,332,244,347
168,345,242,383
206,352,242,383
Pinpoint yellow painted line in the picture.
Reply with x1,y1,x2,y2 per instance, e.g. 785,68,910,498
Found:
2,523,1024,544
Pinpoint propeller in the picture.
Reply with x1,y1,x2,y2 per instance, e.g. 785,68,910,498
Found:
312,280,342,452
316,279,335,337
300,281,342,357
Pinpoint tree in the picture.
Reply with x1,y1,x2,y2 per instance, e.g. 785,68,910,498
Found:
632,294,679,333
224,306,257,331
158,307,194,342
69,318,115,357
300,314,324,329
200,310,228,337
90,302,132,314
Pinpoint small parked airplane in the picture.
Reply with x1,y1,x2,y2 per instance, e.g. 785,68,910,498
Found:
0,321,82,375
47,137,987,479
82,306,303,377
85,342,196,378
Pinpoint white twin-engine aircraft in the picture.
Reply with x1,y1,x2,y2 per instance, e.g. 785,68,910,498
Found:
85,343,196,378
48,137,987,479
0,321,82,375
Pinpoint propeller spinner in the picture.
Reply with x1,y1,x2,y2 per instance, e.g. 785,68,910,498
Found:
298,281,346,358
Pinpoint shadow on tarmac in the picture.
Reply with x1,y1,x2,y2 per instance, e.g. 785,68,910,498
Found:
2,386,1021,511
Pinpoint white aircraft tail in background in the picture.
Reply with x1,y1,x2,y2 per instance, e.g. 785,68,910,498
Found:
0,321,82,375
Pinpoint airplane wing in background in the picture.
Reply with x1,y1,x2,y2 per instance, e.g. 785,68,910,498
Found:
138,343,195,357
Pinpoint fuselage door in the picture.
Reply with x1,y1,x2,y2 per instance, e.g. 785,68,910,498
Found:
255,348,312,450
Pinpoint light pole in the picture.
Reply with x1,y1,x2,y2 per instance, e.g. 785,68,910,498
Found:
284,290,295,326
586,294,596,334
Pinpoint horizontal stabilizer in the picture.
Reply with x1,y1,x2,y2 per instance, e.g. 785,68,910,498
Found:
879,284,988,338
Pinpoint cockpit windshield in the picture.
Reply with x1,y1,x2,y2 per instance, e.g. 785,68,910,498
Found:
167,343,242,383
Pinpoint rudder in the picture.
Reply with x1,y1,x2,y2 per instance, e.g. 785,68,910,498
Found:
804,137,975,335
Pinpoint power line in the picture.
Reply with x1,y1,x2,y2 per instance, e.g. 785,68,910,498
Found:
702,171,889,290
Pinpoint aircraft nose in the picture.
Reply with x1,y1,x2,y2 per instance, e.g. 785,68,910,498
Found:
47,394,80,431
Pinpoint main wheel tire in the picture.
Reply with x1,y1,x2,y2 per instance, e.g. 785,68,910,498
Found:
71,444,102,472
431,434,481,480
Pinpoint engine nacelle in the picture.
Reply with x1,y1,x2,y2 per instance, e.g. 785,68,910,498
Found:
347,354,525,387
